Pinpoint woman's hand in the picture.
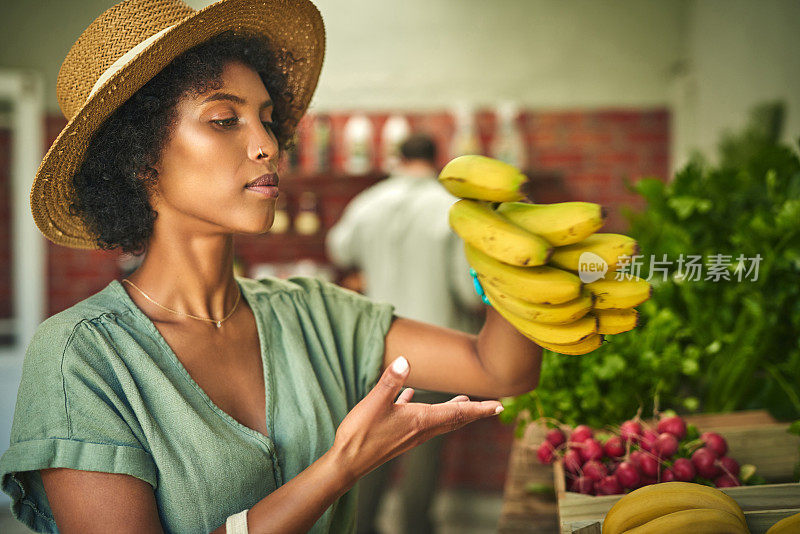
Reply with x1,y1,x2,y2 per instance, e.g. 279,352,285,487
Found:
331,356,503,483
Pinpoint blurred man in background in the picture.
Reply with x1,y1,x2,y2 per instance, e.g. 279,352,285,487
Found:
326,133,482,534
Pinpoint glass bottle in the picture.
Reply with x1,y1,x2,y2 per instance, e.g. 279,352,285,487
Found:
490,101,526,169
343,114,374,175
313,115,333,173
450,102,480,158
270,194,290,234
294,191,321,235
381,114,411,173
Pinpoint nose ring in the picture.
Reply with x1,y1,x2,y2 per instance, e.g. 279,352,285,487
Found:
258,147,266,158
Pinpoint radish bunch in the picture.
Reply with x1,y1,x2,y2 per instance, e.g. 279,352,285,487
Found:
535,413,753,495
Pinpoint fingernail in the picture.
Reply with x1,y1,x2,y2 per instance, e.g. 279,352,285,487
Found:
494,406,504,414
392,356,409,374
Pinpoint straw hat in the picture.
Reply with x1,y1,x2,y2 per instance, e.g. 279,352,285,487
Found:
31,0,325,249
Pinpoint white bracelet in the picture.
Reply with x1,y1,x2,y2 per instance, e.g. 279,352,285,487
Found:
225,508,249,534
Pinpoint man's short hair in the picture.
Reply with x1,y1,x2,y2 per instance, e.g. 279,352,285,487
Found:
399,133,438,164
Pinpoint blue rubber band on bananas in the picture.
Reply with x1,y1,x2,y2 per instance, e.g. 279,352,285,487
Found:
470,268,491,306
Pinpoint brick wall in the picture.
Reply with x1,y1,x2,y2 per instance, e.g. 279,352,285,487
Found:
0,107,669,492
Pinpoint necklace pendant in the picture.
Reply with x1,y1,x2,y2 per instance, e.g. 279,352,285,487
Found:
216,321,222,328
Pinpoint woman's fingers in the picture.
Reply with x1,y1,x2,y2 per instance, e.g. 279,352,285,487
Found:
423,400,503,432
368,356,410,407
445,394,470,403
395,388,415,404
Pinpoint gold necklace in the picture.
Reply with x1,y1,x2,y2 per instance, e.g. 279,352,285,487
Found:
121,278,241,328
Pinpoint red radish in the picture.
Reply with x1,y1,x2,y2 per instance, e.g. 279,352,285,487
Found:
564,449,582,472
638,475,658,488
596,474,624,495
631,451,659,478
582,460,607,481
653,433,679,459
718,456,740,477
661,468,676,482
701,432,728,457
615,461,640,489
537,442,556,464
620,420,643,443
579,439,604,462
657,415,687,439
629,451,645,469
569,475,593,494
604,436,625,458
714,473,741,487
672,458,696,482
546,429,566,448
692,447,721,478
639,430,659,452
570,425,594,443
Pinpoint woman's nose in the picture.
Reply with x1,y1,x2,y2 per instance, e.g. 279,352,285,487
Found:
251,123,279,161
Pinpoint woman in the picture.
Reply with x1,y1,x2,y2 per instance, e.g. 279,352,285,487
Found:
0,0,542,532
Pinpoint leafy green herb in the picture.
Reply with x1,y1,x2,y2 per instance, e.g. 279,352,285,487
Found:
502,102,800,429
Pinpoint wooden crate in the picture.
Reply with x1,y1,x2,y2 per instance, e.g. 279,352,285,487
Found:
498,423,560,533
553,410,800,533
678,410,800,482
555,458,800,533
496,410,799,533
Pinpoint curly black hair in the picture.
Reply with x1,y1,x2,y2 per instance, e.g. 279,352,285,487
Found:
69,31,296,255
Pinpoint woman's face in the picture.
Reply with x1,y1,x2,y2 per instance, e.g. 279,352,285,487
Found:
151,60,280,237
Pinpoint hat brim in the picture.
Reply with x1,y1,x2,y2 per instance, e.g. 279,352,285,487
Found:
31,0,325,250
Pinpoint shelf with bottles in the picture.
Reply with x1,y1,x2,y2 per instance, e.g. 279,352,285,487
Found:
261,169,385,241
285,104,532,177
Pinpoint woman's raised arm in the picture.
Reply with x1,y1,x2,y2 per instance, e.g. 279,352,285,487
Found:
383,307,543,399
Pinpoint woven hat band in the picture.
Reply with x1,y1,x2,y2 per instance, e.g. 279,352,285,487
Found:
88,24,177,100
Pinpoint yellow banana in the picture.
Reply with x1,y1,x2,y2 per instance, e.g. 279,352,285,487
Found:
594,308,638,335
496,201,606,246
586,275,652,309
549,233,639,272
449,199,551,267
491,300,598,345
482,281,593,324
602,481,748,534
465,244,582,305
532,333,604,355
766,511,800,534
623,508,749,534
439,154,527,202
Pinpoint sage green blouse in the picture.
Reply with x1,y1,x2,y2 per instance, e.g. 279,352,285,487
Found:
0,275,395,533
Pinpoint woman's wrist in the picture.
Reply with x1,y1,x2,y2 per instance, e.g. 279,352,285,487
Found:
324,441,369,490
217,447,356,534
319,446,360,493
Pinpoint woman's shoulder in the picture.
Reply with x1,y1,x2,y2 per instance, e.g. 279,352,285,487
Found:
238,274,390,317
28,280,139,364
238,274,359,301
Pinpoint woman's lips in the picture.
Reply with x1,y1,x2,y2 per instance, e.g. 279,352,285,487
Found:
245,185,279,198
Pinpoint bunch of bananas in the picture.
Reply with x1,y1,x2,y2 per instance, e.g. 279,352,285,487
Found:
602,481,749,533
766,511,800,534
440,154,651,355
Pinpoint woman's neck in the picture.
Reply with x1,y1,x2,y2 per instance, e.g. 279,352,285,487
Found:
124,232,240,321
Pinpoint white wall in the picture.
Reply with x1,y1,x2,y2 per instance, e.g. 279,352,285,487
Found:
2,0,797,163
679,0,800,165
303,0,688,111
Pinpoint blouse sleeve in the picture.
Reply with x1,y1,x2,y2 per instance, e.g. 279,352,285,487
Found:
283,277,396,408
0,316,157,533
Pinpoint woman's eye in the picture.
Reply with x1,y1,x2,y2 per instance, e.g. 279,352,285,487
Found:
212,117,238,128
211,118,275,132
